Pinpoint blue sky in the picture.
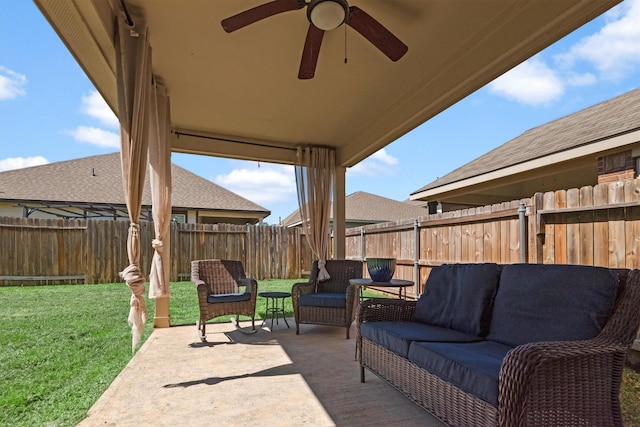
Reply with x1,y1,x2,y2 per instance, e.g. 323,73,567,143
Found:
1,1,639,224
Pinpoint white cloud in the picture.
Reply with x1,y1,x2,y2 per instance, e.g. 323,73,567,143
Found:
215,164,296,204
349,149,399,176
565,72,597,87
66,126,120,148
0,66,27,100
556,0,640,81
0,156,48,172
371,149,399,166
488,0,639,106
80,90,119,128
488,58,564,106
66,91,119,148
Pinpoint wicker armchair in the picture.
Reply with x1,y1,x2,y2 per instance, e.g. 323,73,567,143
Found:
292,259,363,338
191,259,258,341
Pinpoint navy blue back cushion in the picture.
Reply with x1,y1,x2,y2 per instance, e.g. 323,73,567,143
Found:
414,263,501,337
487,264,618,347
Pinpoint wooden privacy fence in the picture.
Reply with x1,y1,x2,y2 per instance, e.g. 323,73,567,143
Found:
0,219,313,285
0,217,87,285
344,179,640,300
172,222,312,282
1,179,638,289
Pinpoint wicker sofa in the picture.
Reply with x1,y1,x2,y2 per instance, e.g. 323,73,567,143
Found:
357,263,640,427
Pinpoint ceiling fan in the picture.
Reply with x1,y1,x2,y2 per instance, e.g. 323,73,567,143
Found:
221,0,408,79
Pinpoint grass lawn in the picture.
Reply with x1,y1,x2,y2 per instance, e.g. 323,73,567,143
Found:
622,367,640,426
1,280,638,426
0,279,293,426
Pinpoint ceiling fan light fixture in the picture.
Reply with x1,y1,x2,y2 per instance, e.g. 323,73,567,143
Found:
308,0,348,31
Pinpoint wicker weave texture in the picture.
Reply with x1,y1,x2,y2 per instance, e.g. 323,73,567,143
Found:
292,260,363,338
358,268,640,427
191,259,258,337
361,338,498,426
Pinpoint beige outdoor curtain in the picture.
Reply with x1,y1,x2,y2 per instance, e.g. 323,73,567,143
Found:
116,13,152,352
148,82,172,300
295,146,335,281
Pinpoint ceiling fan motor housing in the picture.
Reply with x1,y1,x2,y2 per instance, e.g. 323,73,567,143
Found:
307,0,349,30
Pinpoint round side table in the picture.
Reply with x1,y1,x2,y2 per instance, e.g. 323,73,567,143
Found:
258,291,291,329
349,278,414,301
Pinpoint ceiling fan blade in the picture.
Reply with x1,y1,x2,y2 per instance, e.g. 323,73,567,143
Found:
299,24,325,79
346,6,408,61
221,0,304,33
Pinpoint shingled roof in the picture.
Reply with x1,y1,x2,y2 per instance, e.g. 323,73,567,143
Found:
412,87,640,195
0,153,269,215
282,191,428,227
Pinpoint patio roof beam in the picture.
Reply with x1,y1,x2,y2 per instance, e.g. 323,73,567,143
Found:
172,131,298,165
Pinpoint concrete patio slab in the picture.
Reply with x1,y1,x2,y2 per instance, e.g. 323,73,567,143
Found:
77,320,445,426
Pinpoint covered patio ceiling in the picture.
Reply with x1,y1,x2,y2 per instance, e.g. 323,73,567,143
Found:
35,0,620,168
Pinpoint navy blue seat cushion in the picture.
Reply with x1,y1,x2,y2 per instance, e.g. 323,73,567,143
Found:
487,264,619,347
407,341,512,406
414,263,501,337
361,321,483,358
298,293,346,309
207,292,251,304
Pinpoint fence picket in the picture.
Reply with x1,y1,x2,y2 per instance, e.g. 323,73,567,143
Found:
579,186,594,266
566,188,581,265
609,181,626,268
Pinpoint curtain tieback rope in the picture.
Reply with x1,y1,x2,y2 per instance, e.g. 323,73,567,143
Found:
152,238,163,252
120,263,145,289
128,222,140,235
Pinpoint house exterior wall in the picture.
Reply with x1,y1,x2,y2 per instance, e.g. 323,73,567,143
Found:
0,202,138,220
0,202,74,219
598,150,637,184
0,201,260,224
0,203,22,218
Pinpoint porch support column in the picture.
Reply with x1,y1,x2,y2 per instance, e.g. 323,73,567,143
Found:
154,297,170,328
333,165,346,259
148,83,172,328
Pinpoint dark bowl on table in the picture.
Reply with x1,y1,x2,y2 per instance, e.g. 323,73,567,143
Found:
367,258,396,282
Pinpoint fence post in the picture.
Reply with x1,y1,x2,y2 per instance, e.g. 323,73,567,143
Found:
518,202,527,263
531,193,545,263
360,227,365,261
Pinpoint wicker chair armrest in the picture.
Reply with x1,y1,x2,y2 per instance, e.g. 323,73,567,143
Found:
195,282,209,302
291,281,316,301
356,299,417,358
356,298,417,324
345,283,360,299
237,277,258,294
498,338,626,426
192,278,205,287
344,283,361,322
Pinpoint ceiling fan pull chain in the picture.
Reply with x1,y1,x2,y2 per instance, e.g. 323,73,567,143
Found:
344,23,348,64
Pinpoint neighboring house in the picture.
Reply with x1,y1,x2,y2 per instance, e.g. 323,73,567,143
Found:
0,153,270,224
410,88,640,212
282,191,428,228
